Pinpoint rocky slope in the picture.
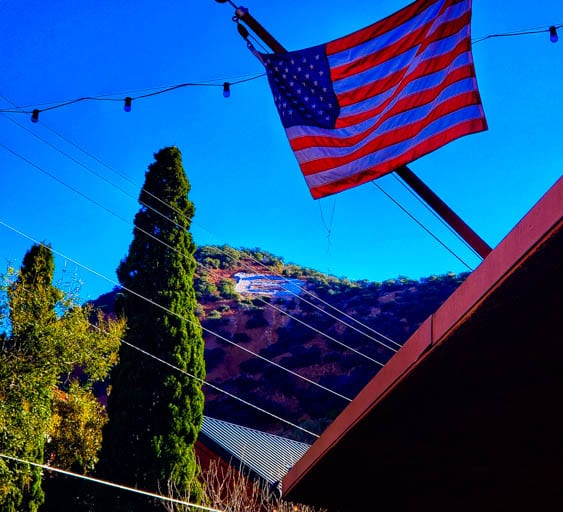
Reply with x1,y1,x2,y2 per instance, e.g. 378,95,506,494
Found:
93,245,468,442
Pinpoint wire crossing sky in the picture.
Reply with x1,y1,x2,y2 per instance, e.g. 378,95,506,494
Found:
1,1,561,303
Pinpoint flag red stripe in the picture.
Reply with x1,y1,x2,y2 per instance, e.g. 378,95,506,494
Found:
334,19,471,110
298,92,481,175
330,9,470,86
308,117,486,198
326,0,450,56
289,62,475,152
337,62,474,129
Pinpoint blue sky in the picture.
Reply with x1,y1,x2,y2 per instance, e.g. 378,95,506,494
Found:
1,0,561,303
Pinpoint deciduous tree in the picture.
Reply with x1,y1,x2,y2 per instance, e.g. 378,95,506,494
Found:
0,243,124,511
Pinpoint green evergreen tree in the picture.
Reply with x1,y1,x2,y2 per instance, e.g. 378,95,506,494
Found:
96,146,206,510
0,244,123,512
0,244,55,512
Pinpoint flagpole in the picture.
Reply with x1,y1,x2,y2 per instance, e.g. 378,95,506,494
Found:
229,4,493,260
394,166,492,258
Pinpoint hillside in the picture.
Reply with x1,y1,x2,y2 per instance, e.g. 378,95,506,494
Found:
93,245,468,442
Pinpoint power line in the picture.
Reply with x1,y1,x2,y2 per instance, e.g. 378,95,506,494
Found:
391,173,483,261
251,294,385,365
198,243,403,350
0,453,226,512
0,96,396,350
97,326,323,439
371,181,475,272
0,106,461,355
1,100,476,368
0,115,397,359
0,218,350,426
11,280,324,440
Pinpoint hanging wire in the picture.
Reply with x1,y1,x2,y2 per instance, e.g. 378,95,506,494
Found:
0,74,265,117
0,140,392,372
92,325,324,438
371,181,474,272
0,97,401,352
0,217,352,409
318,197,336,254
391,173,483,261
0,22,558,117
0,138,388,367
0,454,226,512
10,282,325,439
472,23,562,44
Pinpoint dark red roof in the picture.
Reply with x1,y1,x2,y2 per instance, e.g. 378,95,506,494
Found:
283,176,563,511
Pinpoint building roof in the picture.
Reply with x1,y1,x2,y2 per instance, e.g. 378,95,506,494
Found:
199,416,310,488
282,176,563,511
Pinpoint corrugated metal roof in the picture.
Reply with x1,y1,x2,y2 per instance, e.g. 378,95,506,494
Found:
200,416,310,486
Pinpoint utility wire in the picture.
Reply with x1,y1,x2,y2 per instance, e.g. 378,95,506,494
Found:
3,97,469,360
391,172,483,262
251,295,385,364
93,326,323,439
206,245,403,350
371,181,474,272
0,218,351,414
0,76,469,353
0,108,398,355
0,453,226,512
0,140,386,369
11,282,324,439
0,97,392,345
0,113,403,353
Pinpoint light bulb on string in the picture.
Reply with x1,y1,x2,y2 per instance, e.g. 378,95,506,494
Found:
124,97,132,112
549,26,558,43
223,82,231,98
31,109,39,123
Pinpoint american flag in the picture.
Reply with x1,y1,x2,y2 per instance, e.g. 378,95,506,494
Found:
261,0,487,199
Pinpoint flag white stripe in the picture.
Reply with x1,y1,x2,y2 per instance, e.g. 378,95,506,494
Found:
427,0,471,37
332,29,468,98
292,78,479,164
338,52,473,118
304,104,484,188
327,0,446,68
287,74,477,146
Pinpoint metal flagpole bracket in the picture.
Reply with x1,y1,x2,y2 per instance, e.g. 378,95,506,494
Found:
232,5,287,53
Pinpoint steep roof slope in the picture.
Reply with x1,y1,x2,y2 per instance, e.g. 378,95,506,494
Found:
199,416,310,490
283,176,563,511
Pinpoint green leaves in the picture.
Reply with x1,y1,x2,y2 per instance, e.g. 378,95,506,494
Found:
97,147,206,509
0,243,125,511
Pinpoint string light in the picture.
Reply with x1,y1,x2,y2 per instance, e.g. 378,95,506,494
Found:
0,22,558,123
472,23,563,44
0,74,264,122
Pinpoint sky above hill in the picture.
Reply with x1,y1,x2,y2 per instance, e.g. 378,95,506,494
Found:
1,0,561,302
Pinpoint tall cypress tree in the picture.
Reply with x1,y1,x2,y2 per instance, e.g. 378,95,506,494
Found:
96,146,205,510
